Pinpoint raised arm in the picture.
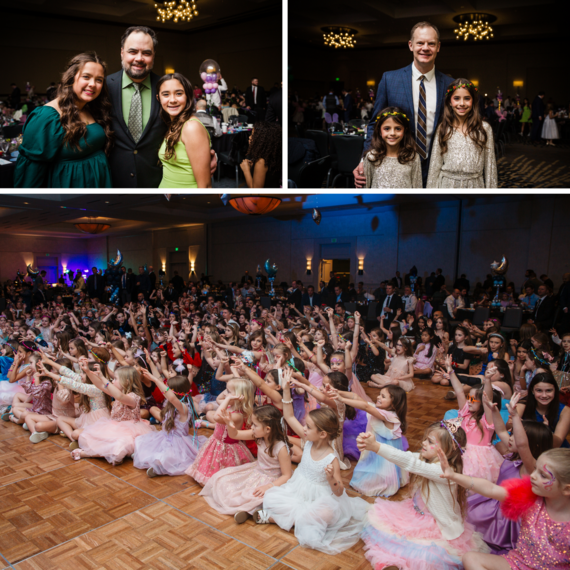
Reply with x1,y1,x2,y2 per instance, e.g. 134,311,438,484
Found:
444,354,467,409
280,373,304,438
315,339,331,374
81,361,137,408
140,368,187,420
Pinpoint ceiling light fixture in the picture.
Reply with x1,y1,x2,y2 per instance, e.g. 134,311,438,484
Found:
322,27,357,49
75,218,111,234
155,0,198,23
228,196,282,216
453,13,496,41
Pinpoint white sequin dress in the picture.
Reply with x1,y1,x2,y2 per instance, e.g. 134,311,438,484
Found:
262,441,370,554
426,122,497,188
364,152,423,188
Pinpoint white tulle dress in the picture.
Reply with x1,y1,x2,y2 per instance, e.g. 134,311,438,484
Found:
0,363,29,405
262,440,370,554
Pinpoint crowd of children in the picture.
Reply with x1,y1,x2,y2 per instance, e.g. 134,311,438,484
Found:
1,291,569,570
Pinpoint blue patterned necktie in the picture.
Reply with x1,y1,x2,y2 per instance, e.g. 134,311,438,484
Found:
417,75,427,159
128,83,143,143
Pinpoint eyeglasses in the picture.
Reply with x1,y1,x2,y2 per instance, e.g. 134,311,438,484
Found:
467,395,481,404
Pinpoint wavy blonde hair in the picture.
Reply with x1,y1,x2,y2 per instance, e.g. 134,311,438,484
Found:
227,378,254,422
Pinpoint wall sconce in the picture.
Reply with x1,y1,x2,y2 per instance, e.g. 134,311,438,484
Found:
306,259,312,275
471,80,479,87
366,80,375,87
513,80,524,88
190,260,195,274
161,262,166,272
358,259,364,276
165,67,175,74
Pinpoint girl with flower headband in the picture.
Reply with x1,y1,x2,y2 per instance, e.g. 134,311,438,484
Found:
518,372,570,449
363,106,422,188
133,370,207,477
443,354,505,483
427,77,497,188
358,420,489,570
200,404,293,524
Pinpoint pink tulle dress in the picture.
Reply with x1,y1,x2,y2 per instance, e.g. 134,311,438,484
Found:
0,363,29,405
200,440,286,514
78,392,154,465
371,356,415,392
458,402,504,483
185,420,254,485
133,407,207,476
57,366,110,428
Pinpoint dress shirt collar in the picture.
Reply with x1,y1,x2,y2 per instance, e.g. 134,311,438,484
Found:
122,72,152,92
412,63,436,83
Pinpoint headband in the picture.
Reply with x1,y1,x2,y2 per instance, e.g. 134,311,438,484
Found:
440,420,465,455
89,349,105,364
488,333,505,342
287,358,300,373
531,348,553,366
20,341,38,352
376,110,409,122
447,82,478,95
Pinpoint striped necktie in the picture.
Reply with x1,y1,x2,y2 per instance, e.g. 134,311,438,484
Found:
417,75,427,159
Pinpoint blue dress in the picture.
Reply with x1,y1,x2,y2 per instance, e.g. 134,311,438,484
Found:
535,403,569,448
0,356,14,382
350,410,408,497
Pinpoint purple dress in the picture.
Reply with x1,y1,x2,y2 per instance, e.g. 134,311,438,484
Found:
467,458,522,554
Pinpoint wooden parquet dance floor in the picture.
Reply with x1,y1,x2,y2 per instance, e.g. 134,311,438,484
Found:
0,379,457,570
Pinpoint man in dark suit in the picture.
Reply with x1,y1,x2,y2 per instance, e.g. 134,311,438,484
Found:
376,284,403,325
530,284,556,330
148,266,157,292
301,285,321,309
331,285,350,306
354,21,454,188
559,272,570,333
106,26,217,188
245,78,266,121
530,92,546,144
170,270,185,293
119,267,130,304
342,88,353,123
433,268,445,292
136,266,151,299
86,267,104,300
288,280,303,312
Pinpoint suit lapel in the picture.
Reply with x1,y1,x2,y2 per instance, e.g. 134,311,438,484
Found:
404,64,415,127
139,72,160,144
433,71,446,132
110,72,135,144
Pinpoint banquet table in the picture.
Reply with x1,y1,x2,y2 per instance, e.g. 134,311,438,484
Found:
212,129,252,156
456,307,533,324
0,155,15,188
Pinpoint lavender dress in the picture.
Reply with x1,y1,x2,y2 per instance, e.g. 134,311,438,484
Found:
466,458,522,554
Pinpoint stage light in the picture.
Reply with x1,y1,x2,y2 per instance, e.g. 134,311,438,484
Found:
453,13,496,41
322,27,357,49
155,1,198,23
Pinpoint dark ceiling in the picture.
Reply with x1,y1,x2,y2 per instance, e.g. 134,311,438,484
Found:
289,0,564,50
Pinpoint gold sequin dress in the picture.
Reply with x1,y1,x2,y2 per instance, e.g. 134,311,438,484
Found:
364,152,423,188
426,122,498,188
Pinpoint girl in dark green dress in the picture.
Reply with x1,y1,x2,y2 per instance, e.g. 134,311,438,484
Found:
14,52,113,188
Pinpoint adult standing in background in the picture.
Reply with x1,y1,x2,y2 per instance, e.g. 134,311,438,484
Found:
245,77,266,121
530,91,545,144
342,88,353,123
106,26,217,188
9,83,21,109
354,22,454,188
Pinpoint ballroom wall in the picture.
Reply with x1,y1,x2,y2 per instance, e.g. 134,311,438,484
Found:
290,38,568,105
2,196,569,292
0,12,281,96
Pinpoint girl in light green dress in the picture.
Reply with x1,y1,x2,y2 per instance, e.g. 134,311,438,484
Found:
519,98,532,136
156,73,212,188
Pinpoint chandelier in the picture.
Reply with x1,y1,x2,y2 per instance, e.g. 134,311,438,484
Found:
228,196,282,216
322,27,357,49
155,1,198,23
75,218,111,234
453,13,496,41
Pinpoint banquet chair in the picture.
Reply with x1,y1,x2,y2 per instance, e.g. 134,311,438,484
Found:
217,133,247,187
306,130,334,187
344,302,357,314
500,308,523,335
365,301,379,329
221,107,238,123
330,135,364,188
297,156,331,189
472,306,490,327
237,114,249,124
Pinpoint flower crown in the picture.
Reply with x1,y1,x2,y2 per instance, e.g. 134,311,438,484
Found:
377,111,409,122
447,82,478,95
440,419,465,454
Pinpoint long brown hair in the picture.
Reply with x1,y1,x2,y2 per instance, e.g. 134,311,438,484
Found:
381,385,408,433
368,106,416,165
326,371,356,420
80,361,113,413
157,73,196,161
409,422,468,518
56,52,113,154
161,375,192,433
253,405,290,458
437,78,487,155
247,122,282,176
